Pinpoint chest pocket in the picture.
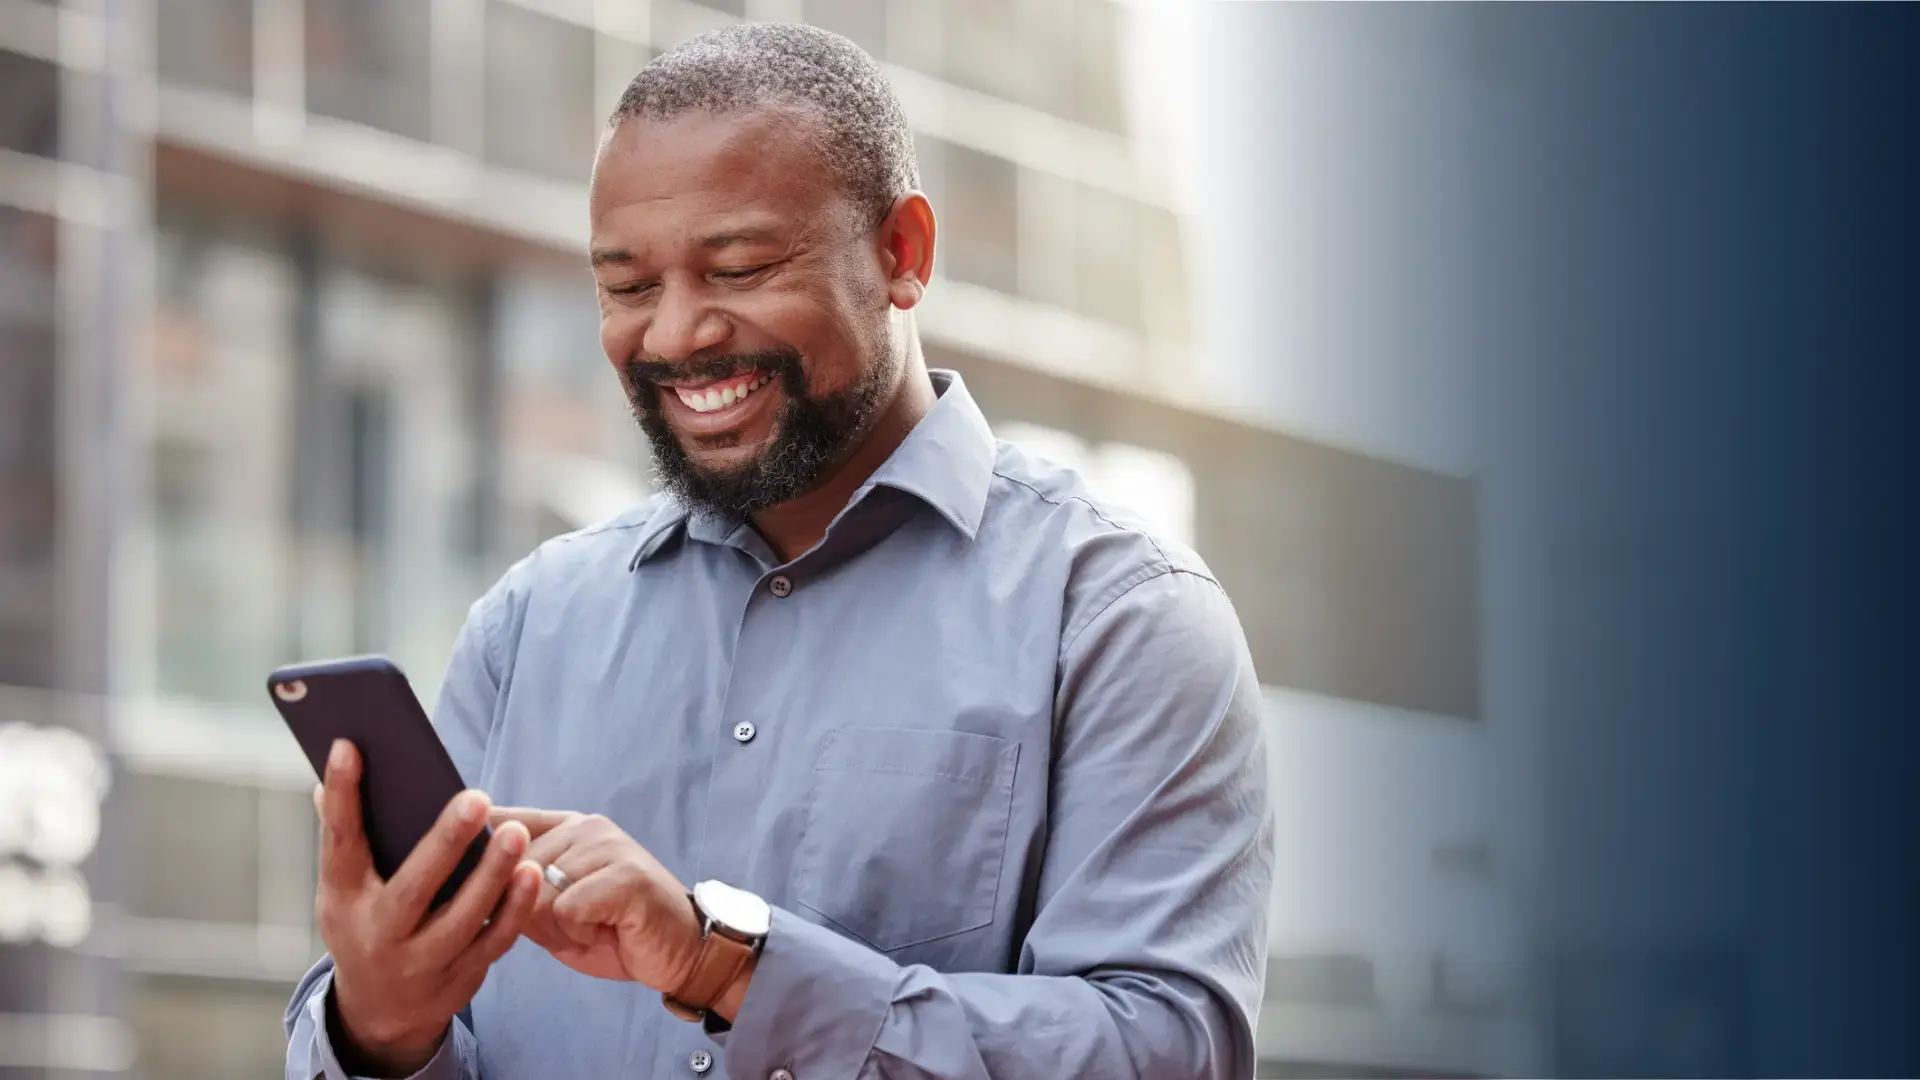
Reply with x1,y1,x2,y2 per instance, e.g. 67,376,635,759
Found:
794,726,1019,952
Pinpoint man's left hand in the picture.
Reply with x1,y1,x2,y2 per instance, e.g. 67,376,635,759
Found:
486,809,709,995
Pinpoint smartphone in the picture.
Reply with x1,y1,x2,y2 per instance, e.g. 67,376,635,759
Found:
268,655,488,909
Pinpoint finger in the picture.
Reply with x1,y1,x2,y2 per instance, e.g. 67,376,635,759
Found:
517,864,572,953
378,788,492,931
487,807,574,838
456,860,542,970
415,820,531,960
520,813,597,877
317,740,376,891
550,862,642,946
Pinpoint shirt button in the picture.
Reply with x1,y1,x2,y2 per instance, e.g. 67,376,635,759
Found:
688,1049,713,1074
768,574,793,597
732,721,756,744
769,1070,794,1080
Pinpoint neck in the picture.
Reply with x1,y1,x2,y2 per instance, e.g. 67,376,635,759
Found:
751,347,936,563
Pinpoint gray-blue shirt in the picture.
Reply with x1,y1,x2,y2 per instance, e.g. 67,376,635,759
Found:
286,369,1274,1080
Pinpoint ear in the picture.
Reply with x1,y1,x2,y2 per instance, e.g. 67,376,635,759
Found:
878,192,936,311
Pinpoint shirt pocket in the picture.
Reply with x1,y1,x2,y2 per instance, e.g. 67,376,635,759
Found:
793,725,1020,953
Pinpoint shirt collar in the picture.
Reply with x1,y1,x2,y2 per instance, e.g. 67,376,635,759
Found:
629,368,996,570
855,368,996,540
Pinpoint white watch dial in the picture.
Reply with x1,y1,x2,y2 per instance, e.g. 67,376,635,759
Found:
693,879,772,939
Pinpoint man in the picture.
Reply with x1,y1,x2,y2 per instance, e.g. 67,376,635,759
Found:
285,22,1272,1080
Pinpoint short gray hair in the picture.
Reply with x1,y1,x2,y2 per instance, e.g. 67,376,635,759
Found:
610,23,919,227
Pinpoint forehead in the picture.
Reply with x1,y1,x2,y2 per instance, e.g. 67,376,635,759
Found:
589,106,848,252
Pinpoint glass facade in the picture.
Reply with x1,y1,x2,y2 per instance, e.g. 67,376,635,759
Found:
305,0,435,141
1,1,1491,1076
0,206,58,691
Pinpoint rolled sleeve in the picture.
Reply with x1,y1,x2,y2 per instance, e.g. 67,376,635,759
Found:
284,966,475,1080
719,568,1273,1080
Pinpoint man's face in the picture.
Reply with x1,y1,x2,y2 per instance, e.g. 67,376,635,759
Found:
589,106,899,518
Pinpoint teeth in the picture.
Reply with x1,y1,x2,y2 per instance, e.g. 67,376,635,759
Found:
676,374,771,413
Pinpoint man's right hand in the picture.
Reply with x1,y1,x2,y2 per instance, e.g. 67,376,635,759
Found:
312,739,541,1077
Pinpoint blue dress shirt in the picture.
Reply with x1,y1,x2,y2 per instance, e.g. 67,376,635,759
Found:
286,369,1274,1080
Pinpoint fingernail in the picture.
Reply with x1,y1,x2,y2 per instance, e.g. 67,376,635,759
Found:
499,824,527,857
328,739,349,771
460,792,489,823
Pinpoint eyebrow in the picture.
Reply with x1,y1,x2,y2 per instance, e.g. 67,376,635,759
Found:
588,227,784,269
699,227,782,250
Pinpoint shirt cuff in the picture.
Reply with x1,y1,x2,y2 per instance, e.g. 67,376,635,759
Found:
297,973,472,1080
721,906,898,1080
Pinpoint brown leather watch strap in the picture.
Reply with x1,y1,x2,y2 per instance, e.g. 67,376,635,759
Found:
663,911,758,1021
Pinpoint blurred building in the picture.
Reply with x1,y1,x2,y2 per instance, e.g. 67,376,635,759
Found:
1,1,1497,1077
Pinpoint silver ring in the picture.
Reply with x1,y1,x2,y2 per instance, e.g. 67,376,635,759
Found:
541,862,572,892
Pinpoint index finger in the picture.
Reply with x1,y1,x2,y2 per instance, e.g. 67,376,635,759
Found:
317,740,376,892
487,807,575,838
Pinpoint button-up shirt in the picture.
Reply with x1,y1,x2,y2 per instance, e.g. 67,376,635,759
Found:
286,369,1274,1080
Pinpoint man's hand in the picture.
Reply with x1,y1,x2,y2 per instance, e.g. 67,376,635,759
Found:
487,808,752,1020
314,740,543,1077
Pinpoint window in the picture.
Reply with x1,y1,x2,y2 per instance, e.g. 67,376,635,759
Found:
156,0,254,98
1018,173,1184,337
1074,184,1142,329
931,0,1128,132
0,207,59,689
133,974,312,1078
149,222,301,704
1136,202,1191,343
928,139,1019,295
0,50,59,159
939,0,1035,109
492,269,652,556
484,0,599,180
305,0,433,141
1071,0,1128,134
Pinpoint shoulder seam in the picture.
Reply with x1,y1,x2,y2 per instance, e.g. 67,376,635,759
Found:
1058,565,1225,663
991,466,1176,568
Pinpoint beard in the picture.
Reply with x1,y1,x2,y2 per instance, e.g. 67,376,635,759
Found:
619,337,895,521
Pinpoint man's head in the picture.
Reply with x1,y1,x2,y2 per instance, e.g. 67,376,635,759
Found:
591,23,935,520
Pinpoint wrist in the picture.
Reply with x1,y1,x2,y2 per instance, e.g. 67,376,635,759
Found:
665,881,769,1025
710,953,757,1024
327,979,448,1077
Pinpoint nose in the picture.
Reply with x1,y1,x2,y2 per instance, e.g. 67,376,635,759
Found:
642,281,730,363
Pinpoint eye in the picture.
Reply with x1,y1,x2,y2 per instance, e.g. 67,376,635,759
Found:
712,264,773,283
603,280,658,300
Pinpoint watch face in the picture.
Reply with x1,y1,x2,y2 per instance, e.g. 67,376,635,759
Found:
694,879,772,938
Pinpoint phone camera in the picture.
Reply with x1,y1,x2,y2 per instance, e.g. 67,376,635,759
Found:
273,680,308,703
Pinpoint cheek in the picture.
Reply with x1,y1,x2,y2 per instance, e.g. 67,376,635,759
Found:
791,281,888,388
599,306,642,366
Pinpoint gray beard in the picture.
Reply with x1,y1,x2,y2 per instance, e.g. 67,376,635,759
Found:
620,337,895,521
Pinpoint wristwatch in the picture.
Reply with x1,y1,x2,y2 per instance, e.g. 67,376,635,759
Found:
663,879,772,1023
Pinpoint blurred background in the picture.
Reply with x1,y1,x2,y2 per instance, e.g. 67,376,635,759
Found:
15,1,1916,1078
1,1,1494,1075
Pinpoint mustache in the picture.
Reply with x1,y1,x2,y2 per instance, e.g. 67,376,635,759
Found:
621,347,804,387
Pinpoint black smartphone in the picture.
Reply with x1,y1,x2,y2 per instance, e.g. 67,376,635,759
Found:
268,654,488,909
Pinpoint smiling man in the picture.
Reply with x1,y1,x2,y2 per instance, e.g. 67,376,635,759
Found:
285,22,1273,1080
